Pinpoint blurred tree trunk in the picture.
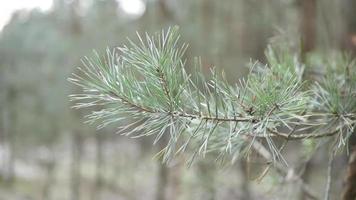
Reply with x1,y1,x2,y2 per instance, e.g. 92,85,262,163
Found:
41,122,58,200
41,148,56,200
70,132,83,200
299,160,314,200
201,0,213,48
238,160,251,200
156,134,169,200
0,104,10,183
155,1,178,196
299,1,317,199
300,0,316,61
156,162,168,200
92,133,104,200
197,161,216,200
0,109,4,179
342,131,356,200
70,0,82,36
70,1,83,199
158,0,175,22
1,88,17,186
341,0,356,54
241,0,269,61
200,0,214,68
169,160,182,200
341,1,356,199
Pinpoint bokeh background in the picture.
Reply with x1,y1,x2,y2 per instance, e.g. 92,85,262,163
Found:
0,0,356,200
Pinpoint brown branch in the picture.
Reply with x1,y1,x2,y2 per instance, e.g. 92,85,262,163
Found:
108,91,154,113
174,112,253,122
267,128,339,140
237,129,338,140
342,129,356,200
107,91,254,122
157,68,174,109
107,91,348,141
342,149,356,200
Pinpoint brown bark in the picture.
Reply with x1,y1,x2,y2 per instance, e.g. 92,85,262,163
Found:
92,133,104,200
70,1,83,199
341,1,356,199
70,132,83,200
40,123,57,200
201,0,214,59
299,160,314,200
300,0,316,61
156,162,168,200
238,160,251,200
70,0,82,36
168,160,182,200
197,161,216,200
241,1,270,61
1,88,17,186
341,0,356,55
299,1,317,197
41,148,55,200
156,133,169,200
342,132,356,200
158,0,175,21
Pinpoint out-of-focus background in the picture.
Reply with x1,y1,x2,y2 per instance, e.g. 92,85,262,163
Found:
0,0,355,200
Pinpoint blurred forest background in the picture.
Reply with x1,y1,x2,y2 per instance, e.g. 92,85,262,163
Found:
0,0,356,200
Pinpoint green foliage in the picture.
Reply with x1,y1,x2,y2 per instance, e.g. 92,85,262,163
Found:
69,27,356,164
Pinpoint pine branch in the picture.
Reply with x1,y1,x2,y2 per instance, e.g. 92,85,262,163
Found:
69,26,356,165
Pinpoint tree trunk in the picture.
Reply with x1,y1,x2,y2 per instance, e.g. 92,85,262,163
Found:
156,162,168,200
41,123,58,200
157,0,175,21
238,160,251,200
197,161,216,200
70,132,83,200
298,1,317,198
299,160,314,200
41,148,56,200
168,160,182,200
342,131,356,200
341,1,356,199
70,0,82,36
300,0,316,61
92,133,104,200
156,134,169,200
69,0,83,198
1,88,17,186
241,0,269,61
341,0,356,54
